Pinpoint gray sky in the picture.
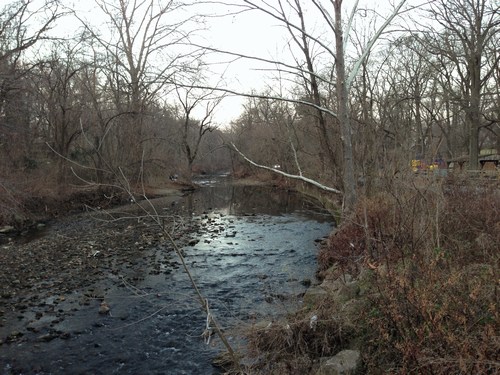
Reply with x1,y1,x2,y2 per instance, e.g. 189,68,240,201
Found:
47,0,416,126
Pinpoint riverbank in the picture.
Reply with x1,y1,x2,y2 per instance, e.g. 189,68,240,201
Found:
0,191,190,335
0,179,193,234
0,175,274,235
243,177,499,374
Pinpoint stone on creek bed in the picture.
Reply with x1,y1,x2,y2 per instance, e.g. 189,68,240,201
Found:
316,350,362,375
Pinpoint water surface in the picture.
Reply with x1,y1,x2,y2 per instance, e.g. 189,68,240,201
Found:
1,179,333,374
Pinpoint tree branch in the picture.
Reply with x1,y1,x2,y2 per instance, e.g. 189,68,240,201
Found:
231,143,342,194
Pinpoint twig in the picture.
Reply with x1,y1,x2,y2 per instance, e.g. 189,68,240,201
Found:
48,119,242,370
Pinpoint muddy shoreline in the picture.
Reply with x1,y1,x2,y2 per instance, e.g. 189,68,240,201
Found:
0,193,190,336
0,179,333,374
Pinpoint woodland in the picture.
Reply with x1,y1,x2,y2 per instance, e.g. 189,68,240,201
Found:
0,0,499,374
0,0,498,207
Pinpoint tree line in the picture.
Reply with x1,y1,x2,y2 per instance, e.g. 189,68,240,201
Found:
0,0,231,190
1,0,498,209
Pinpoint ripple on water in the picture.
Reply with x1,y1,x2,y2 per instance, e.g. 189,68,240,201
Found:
0,184,333,374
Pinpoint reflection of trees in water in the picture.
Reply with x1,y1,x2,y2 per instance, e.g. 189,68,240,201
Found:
183,186,303,215
230,186,297,215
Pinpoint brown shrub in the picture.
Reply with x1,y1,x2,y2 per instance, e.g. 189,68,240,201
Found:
317,186,439,276
440,181,500,263
353,179,500,374
365,260,498,374
314,177,500,373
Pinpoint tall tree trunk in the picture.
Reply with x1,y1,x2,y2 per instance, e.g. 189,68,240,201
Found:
335,0,356,211
293,1,339,183
468,52,481,170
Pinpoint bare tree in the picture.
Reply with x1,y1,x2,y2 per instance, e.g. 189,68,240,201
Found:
419,0,500,169
333,0,357,209
32,41,87,184
0,0,63,169
174,84,223,182
0,0,62,61
78,0,204,176
0,0,62,116
222,0,409,211
282,1,339,179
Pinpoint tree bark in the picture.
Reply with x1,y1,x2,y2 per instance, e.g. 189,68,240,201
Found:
334,0,356,211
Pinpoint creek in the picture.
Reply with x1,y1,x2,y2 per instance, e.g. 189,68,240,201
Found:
0,177,333,374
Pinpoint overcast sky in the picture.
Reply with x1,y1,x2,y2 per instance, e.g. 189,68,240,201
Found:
194,0,420,125
48,0,419,126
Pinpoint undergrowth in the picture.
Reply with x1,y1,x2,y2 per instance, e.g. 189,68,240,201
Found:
245,305,346,375
324,177,499,374
247,176,499,374
0,168,128,228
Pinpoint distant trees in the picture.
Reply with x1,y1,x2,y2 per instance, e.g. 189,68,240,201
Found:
0,0,226,188
358,0,500,171
420,0,500,170
78,0,206,179
174,85,224,182
0,0,499,200
0,0,63,172
227,0,409,210
228,0,499,208
31,42,86,184
230,95,294,170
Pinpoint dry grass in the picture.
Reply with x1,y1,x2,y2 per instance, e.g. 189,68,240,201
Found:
0,166,128,228
248,176,499,374
0,166,58,226
319,177,499,374
245,308,345,374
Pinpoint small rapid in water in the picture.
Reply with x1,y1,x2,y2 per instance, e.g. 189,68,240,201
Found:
1,176,333,374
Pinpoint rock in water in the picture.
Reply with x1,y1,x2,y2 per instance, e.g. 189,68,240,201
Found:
0,226,15,234
99,301,110,315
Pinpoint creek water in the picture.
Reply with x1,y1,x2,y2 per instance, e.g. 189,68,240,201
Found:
1,177,333,374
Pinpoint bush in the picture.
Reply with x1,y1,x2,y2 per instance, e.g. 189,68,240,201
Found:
324,178,500,374
245,177,498,374
317,186,437,276
245,303,346,374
